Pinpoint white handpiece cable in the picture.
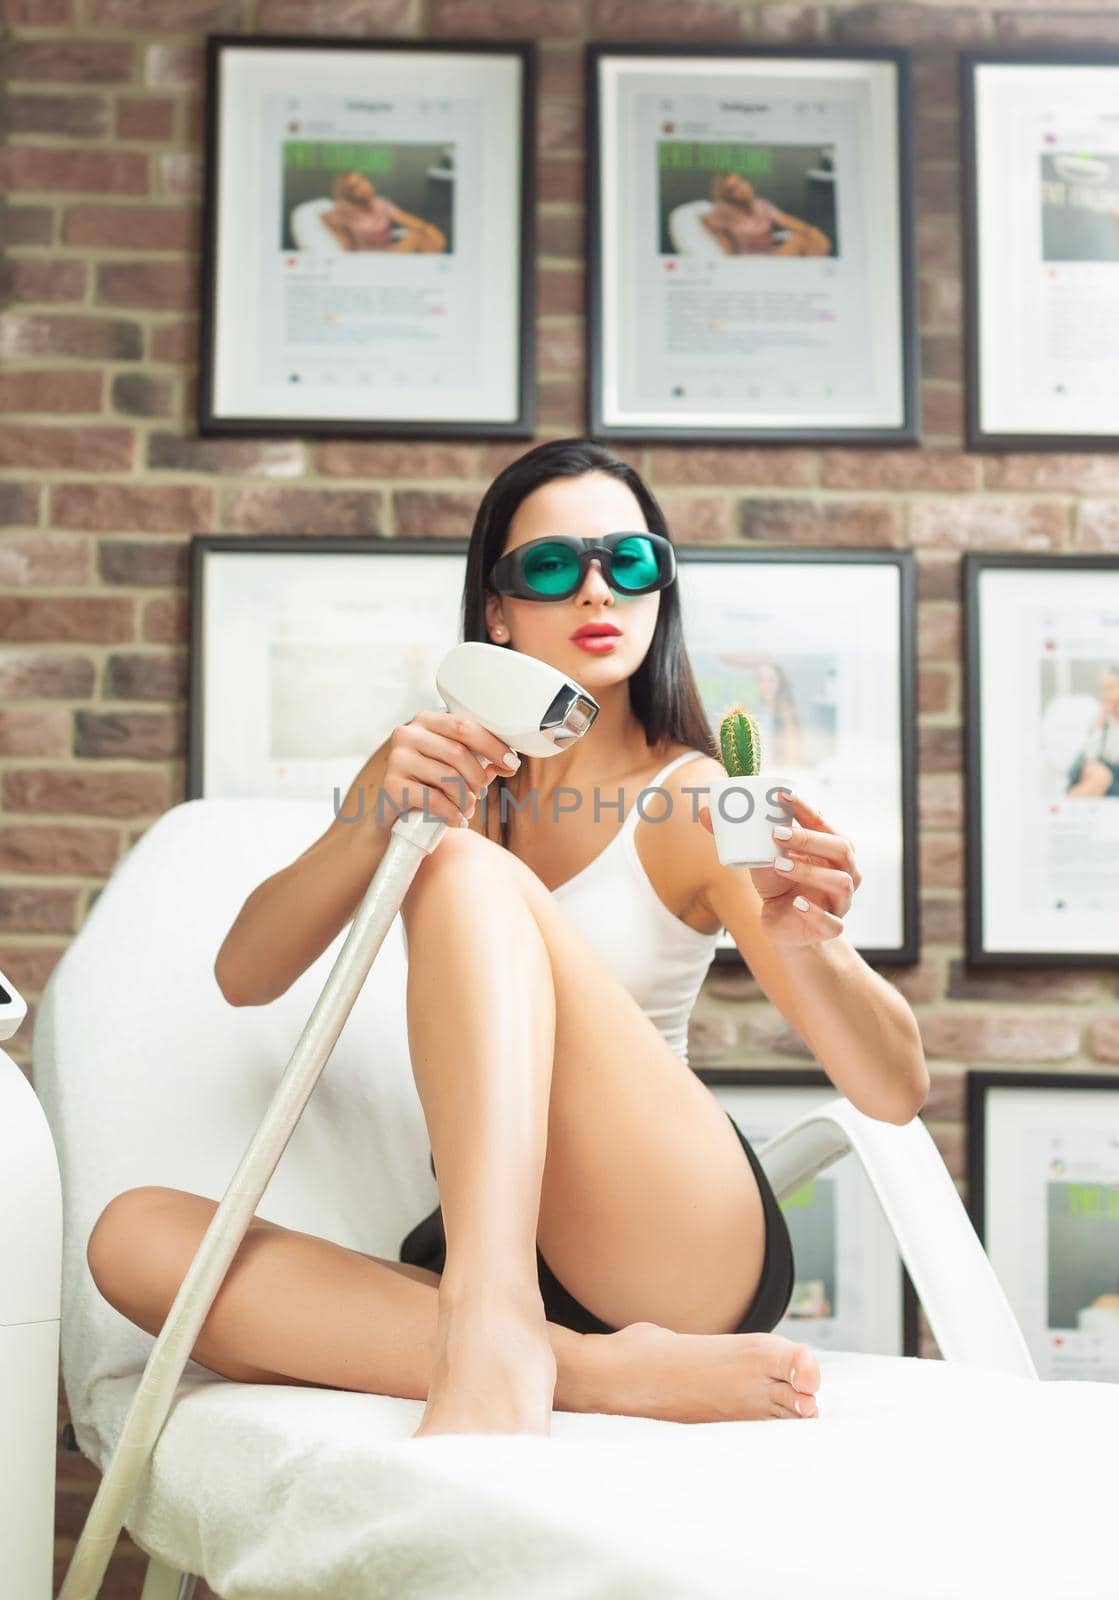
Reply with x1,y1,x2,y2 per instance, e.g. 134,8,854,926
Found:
58,642,598,1599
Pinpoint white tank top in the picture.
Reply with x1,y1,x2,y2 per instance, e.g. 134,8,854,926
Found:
549,748,721,1064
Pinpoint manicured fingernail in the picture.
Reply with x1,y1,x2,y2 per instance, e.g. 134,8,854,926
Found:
503,752,520,769
774,855,794,873
790,1367,797,1386
795,1400,803,1416
773,825,793,840
793,895,811,911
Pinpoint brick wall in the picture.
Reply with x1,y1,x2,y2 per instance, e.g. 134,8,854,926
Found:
4,2,1119,1594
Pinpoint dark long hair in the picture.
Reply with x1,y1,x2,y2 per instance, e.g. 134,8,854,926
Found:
460,439,717,842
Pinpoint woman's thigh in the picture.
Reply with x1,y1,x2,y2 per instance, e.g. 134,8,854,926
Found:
415,829,768,1336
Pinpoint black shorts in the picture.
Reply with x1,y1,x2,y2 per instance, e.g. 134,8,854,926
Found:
398,1112,796,1336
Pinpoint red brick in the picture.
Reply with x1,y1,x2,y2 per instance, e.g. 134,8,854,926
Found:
147,433,304,477
0,887,79,936
921,334,963,381
593,0,745,40
99,539,189,586
921,1063,966,1122
144,43,204,89
539,100,581,153
4,767,168,819
111,372,175,418
104,651,186,701
0,425,133,472
922,893,963,945
5,41,133,84
64,202,200,252
920,725,961,773
539,48,581,98
538,376,583,430
0,147,148,196
538,268,583,316
538,209,583,260
0,370,103,414
659,494,732,543
738,497,900,546
919,772,962,829
887,959,940,1005
96,261,196,312
920,836,963,888
0,710,68,757
820,449,979,493
917,602,959,660
115,96,175,141
1089,1019,1119,1062
0,534,91,587
920,273,963,328
4,0,73,20
52,483,213,533
918,665,955,716
916,553,959,601
916,213,962,276
756,4,823,42
998,11,1119,46
5,92,110,139
6,205,55,246
0,595,134,643
256,0,418,32
74,709,184,759
150,318,197,363
538,159,583,204
910,498,1067,551
158,152,201,199
538,321,583,374
649,446,816,488
0,259,88,305
142,594,188,643
0,945,67,993
986,455,1119,494
0,651,95,699
223,487,382,536
833,4,985,46
434,0,576,30
0,313,143,361
0,826,121,878
0,484,41,526
314,441,477,478
918,1013,1079,1063
921,385,964,438
947,962,1104,1005
1075,502,1119,551
88,0,241,25
395,490,477,538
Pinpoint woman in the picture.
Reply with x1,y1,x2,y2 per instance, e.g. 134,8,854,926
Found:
701,171,832,257
319,170,446,254
85,440,928,1440
1064,665,1119,798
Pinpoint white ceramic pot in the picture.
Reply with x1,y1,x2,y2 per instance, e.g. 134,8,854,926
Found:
707,774,796,867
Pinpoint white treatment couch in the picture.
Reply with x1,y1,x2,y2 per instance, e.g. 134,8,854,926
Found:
27,798,1118,1599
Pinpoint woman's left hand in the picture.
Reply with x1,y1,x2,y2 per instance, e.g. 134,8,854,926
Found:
700,791,862,946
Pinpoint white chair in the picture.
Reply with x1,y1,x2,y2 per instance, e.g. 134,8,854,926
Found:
22,797,1117,1599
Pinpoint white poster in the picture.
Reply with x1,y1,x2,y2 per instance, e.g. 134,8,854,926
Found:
971,59,1119,442
594,53,910,435
208,44,525,428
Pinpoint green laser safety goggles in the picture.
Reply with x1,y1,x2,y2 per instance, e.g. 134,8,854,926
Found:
487,532,677,602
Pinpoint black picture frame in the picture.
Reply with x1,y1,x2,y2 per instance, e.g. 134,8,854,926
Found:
967,1069,1119,1382
199,34,536,440
963,552,1119,968
961,49,1119,451
585,42,920,445
698,1067,920,1358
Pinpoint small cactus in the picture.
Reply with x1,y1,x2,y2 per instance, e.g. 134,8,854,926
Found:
718,705,762,777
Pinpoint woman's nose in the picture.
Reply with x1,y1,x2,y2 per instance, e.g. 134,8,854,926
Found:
577,559,613,602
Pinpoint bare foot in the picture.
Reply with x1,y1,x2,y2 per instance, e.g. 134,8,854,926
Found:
412,1299,559,1438
591,1322,821,1424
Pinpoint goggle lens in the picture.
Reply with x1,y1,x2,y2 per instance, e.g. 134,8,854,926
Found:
608,535,661,592
522,541,583,595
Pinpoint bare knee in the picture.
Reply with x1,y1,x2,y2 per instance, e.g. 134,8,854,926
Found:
402,825,517,914
86,1185,194,1315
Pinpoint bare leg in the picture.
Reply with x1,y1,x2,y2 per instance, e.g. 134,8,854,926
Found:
400,836,560,1436
86,1189,822,1423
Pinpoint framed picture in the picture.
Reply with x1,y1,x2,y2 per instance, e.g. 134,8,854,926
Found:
678,547,918,966
962,50,1119,450
586,43,919,444
699,1068,919,1357
189,538,918,964
188,536,469,801
963,553,1119,967
968,1070,1119,1382
199,35,535,439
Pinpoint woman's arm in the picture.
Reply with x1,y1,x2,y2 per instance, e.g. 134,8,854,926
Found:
214,743,393,1007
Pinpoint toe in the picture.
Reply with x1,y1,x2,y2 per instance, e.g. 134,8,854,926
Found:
787,1343,820,1395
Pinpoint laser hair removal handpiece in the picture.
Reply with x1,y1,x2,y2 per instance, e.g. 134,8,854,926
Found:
59,642,599,1599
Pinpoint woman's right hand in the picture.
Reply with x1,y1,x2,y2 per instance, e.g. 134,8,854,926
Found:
383,710,521,828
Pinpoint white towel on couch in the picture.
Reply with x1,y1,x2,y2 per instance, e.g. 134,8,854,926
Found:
33,799,1116,1599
